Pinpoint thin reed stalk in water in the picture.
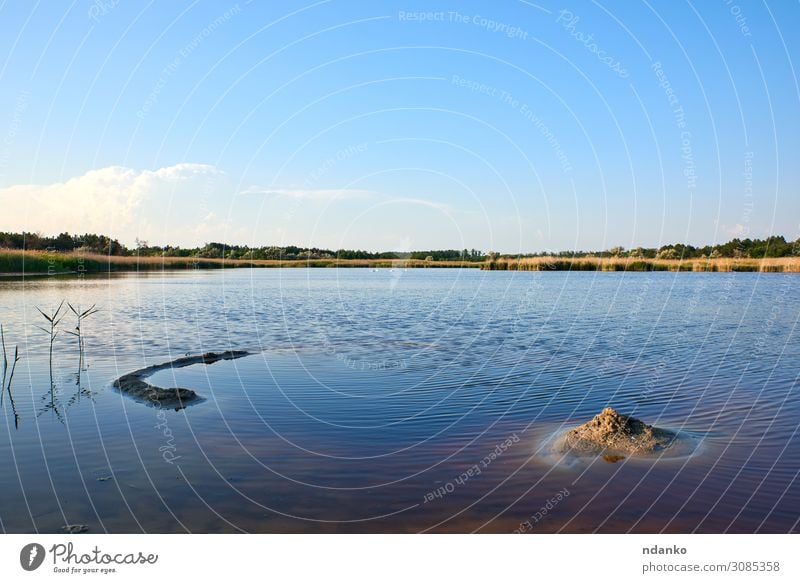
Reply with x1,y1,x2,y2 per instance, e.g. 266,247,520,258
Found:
1,324,7,407
0,324,19,410
66,303,98,371
1,326,21,427
5,346,21,428
36,300,66,389
5,345,19,393
1,324,7,372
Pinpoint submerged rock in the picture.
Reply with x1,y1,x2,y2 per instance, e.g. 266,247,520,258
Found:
560,407,676,457
113,350,249,409
602,454,626,463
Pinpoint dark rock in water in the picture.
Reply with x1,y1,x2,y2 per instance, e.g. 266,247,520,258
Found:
113,350,249,409
559,407,676,457
61,524,89,534
602,454,626,463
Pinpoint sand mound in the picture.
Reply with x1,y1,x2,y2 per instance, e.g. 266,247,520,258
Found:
559,407,676,457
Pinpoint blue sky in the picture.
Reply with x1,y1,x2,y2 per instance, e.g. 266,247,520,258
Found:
0,0,797,252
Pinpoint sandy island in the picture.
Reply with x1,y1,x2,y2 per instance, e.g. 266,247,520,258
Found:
555,407,677,461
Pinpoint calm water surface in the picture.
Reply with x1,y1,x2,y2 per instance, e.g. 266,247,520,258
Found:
0,269,798,533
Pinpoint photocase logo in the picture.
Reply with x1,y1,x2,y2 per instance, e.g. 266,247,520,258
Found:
19,543,46,571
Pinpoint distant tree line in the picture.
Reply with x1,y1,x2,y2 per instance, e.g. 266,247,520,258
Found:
0,231,125,255
409,249,485,261
498,235,799,260
1,231,797,261
0,232,486,262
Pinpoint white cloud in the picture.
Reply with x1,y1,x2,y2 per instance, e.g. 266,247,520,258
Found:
238,185,372,201
0,166,510,250
152,163,219,181
387,197,452,214
0,164,221,244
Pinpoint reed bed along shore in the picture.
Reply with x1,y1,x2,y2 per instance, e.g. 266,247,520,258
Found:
0,249,477,274
2,249,799,275
484,255,800,273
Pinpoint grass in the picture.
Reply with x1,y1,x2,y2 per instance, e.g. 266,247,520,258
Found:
0,249,479,273
2,248,798,275
0,249,205,273
484,255,800,273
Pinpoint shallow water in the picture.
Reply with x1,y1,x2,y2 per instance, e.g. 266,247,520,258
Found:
0,268,798,533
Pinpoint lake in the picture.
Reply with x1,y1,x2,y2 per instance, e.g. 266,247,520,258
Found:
0,269,798,533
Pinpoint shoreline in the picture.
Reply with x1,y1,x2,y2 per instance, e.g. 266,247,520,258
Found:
0,250,480,274
485,255,800,273
0,250,798,275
